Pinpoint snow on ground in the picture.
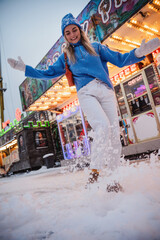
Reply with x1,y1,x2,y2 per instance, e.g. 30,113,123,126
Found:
0,154,160,240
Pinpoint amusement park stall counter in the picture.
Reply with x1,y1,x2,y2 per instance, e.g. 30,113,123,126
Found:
114,62,160,148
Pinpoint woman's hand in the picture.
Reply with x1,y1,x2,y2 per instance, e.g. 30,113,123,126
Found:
7,56,26,72
135,38,160,58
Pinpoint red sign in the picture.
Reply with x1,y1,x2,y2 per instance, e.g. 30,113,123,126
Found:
2,120,10,129
63,99,79,112
111,64,138,85
15,108,22,122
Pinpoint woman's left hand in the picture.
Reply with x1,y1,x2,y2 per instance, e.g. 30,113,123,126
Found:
135,38,160,58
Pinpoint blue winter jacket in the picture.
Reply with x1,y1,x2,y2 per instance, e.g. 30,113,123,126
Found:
25,41,145,91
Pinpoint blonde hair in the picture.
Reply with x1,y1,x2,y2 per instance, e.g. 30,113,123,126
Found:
63,28,97,63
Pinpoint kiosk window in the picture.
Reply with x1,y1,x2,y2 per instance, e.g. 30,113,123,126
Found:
18,135,25,152
123,74,151,116
34,131,48,149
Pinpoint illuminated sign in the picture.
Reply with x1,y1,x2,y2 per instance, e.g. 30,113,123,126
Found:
15,108,22,122
111,64,139,85
128,74,143,86
2,120,10,129
62,99,79,112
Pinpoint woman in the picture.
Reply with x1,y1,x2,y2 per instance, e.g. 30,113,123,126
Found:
8,13,160,186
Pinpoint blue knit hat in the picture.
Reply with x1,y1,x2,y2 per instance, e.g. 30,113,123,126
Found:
61,13,81,36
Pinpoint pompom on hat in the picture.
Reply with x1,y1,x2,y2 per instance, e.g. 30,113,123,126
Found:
61,13,82,36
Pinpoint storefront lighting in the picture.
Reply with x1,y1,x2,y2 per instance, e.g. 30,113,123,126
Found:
127,20,159,37
29,106,38,111
125,39,141,46
110,64,139,85
107,63,114,69
62,92,71,96
155,0,160,5
56,92,62,97
40,105,49,109
56,97,62,101
0,146,7,151
40,97,46,100
110,35,141,48
54,85,62,89
41,101,50,105
0,139,17,151
52,102,57,105
34,102,42,106
148,0,160,11
144,25,158,33
49,97,55,100
69,86,76,92
63,110,70,117
131,19,137,24
112,35,122,40
46,91,54,96
70,106,78,113
61,77,68,81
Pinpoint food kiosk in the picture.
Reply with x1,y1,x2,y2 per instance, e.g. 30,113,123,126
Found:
115,62,160,145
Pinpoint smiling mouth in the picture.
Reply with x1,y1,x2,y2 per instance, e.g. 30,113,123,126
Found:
71,37,77,41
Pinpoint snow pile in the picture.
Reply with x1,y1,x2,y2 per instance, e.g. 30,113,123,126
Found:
0,154,160,240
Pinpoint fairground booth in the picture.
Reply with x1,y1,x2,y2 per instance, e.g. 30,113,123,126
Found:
19,0,160,161
0,111,56,175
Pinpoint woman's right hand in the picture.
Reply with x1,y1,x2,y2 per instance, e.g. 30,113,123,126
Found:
7,56,26,72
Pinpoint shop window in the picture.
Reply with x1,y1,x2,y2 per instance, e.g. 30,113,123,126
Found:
34,130,48,149
51,122,62,154
57,109,90,159
115,84,128,118
144,64,160,106
18,135,25,153
67,123,77,142
123,74,151,117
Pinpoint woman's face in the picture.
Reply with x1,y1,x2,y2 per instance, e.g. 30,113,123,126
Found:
64,24,81,44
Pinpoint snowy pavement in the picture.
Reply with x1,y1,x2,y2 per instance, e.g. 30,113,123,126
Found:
0,154,160,240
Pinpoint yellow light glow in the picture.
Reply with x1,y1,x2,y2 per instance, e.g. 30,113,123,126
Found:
144,25,158,33
39,97,46,101
127,20,159,37
154,0,160,6
52,102,57,105
62,92,71,96
125,39,140,46
56,97,62,101
46,92,54,95
34,102,42,105
54,85,62,89
40,105,49,109
127,23,132,28
112,35,122,40
110,36,140,48
131,20,137,24
29,107,38,110
0,140,17,151
146,31,154,35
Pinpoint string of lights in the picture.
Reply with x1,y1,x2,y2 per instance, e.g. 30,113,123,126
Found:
127,20,160,37
109,35,141,48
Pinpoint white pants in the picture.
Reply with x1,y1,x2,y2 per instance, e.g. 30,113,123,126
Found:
77,79,122,170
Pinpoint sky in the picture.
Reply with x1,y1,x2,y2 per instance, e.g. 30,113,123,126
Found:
0,0,90,123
